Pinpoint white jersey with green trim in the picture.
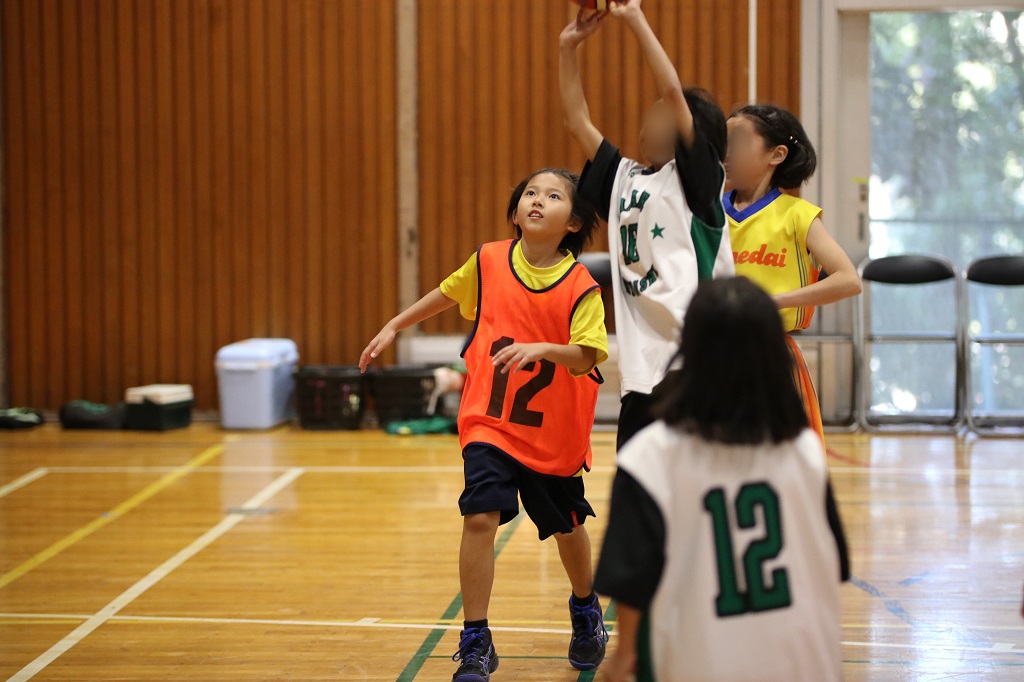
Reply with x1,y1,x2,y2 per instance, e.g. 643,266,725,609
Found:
608,157,734,396
617,424,842,681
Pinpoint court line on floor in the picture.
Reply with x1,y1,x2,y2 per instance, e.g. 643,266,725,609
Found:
2,611,1020,658
43,465,468,474
898,570,932,586
849,575,1006,651
841,640,1024,656
38,464,1024,477
0,611,571,635
213,439,469,450
826,448,861,465
7,466,304,682
0,468,48,499
849,576,917,628
0,444,224,591
842,658,1024,668
396,514,525,682
828,466,1024,477
419,654,1024,670
5,612,1022,632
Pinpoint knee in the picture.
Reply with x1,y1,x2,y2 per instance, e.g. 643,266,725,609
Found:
554,524,587,544
463,512,500,536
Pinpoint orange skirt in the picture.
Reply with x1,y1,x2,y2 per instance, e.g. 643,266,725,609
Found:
786,335,824,444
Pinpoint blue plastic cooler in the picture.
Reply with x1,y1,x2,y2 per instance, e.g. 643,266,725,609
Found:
215,338,299,429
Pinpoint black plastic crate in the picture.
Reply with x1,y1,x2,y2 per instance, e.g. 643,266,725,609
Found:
294,366,366,430
125,400,194,431
369,365,443,425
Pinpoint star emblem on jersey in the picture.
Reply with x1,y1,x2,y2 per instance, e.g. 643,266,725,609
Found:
651,224,666,239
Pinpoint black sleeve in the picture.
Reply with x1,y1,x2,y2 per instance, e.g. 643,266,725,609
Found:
825,480,851,582
674,125,726,229
578,139,623,223
593,469,666,610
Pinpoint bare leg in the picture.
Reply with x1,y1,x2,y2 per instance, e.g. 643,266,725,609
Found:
459,512,501,622
554,524,594,599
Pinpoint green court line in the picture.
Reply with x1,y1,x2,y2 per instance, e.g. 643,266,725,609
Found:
396,514,524,682
575,599,617,682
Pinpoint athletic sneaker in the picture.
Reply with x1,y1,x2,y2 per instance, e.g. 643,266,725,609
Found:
568,594,609,671
451,627,499,682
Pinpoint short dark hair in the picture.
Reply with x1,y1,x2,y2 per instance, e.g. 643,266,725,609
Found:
685,87,727,163
506,168,599,258
655,277,808,445
730,104,817,189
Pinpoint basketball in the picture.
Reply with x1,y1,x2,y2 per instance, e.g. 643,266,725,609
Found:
573,0,609,10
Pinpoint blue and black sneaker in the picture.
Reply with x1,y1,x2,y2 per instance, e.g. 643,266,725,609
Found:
567,594,608,671
452,627,499,682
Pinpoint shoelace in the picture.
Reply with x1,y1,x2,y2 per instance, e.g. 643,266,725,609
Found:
570,604,605,641
452,629,487,664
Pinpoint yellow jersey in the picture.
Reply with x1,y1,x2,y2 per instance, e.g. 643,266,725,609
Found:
724,189,822,332
440,239,609,373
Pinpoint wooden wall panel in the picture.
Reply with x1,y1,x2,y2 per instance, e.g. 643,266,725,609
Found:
2,0,397,409
417,0,800,334
757,0,802,115
2,0,801,407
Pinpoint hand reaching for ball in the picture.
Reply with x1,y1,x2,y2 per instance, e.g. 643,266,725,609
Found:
560,6,608,49
608,0,643,17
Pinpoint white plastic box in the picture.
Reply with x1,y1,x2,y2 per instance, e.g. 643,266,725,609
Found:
215,338,299,429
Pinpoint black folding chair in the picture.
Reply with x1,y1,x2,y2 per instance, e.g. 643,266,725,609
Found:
577,251,615,335
577,252,612,289
856,255,964,431
963,255,1024,434
577,252,618,423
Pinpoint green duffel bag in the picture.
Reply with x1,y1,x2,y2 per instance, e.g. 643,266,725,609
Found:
58,401,126,430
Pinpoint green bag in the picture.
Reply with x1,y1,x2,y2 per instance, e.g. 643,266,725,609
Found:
383,416,457,436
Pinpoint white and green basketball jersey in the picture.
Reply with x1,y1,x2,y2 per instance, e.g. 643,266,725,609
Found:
608,157,734,396
615,424,844,681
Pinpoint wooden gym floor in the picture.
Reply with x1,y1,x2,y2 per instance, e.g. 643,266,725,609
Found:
1,425,1022,681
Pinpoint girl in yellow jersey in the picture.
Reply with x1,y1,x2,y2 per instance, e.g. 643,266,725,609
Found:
723,105,862,442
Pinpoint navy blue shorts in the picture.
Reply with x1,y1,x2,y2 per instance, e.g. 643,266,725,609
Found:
458,443,596,540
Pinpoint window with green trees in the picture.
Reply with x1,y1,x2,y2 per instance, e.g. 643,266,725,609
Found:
868,11,1023,418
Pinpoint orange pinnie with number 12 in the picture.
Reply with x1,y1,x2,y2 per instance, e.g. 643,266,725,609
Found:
458,239,603,477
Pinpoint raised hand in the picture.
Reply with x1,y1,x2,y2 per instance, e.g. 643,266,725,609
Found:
559,7,608,48
608,0,643,20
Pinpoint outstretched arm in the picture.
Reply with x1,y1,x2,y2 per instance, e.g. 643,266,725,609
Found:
611,0,695,149
359,288,456,372
559,9,608,161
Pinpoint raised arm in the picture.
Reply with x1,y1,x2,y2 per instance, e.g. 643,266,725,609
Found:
359,288,457,372
611,0,696,149
559,9,608,161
